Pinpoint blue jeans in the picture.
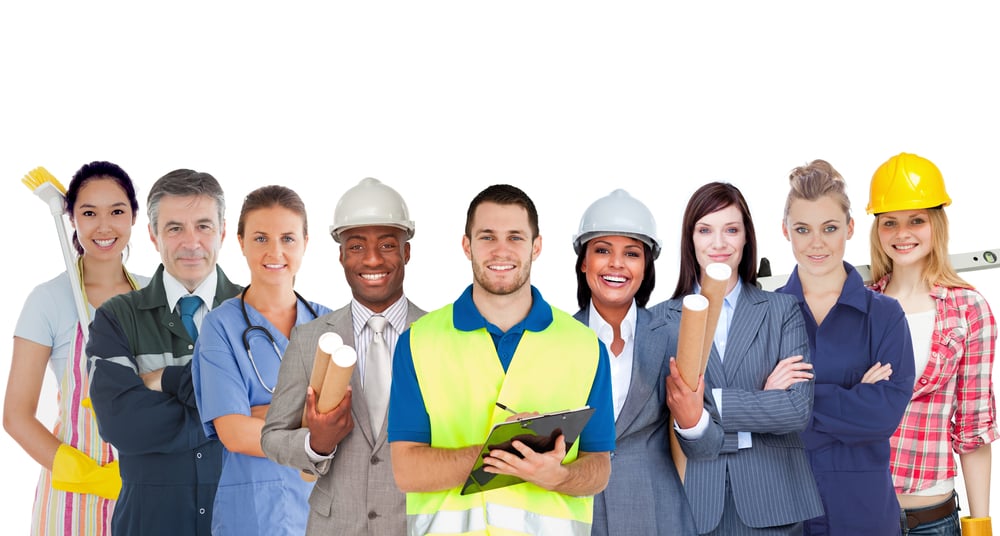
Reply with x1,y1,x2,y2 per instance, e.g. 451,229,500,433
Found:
900,497,961,536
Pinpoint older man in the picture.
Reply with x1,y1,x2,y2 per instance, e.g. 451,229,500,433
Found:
88,169,240,535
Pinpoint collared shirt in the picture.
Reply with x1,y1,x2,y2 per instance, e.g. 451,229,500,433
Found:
588,300,636,420
388,285,616,453
162,268,218,332
678,281,751,447
871,275,1000,493
350,296,409,384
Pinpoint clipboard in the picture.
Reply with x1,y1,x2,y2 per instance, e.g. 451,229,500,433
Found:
460,406,595,495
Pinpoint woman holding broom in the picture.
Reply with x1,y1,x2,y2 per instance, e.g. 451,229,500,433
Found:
4,161,147,535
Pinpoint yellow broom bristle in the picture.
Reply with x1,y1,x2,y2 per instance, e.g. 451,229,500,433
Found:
21,166,67,195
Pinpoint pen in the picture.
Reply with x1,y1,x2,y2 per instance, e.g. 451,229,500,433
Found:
495,402,518,415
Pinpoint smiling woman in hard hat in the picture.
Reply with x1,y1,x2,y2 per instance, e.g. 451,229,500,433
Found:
777,161,915,535
570,189,697,535
657,182,823,535
867,153,998,536
191,185,332,535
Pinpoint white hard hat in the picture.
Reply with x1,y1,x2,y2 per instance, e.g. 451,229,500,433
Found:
573,189,661,259
329,178,415,243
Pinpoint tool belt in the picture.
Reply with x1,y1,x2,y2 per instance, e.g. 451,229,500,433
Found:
901,493,958,530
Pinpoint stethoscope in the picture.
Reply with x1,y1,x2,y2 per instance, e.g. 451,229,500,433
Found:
241,285,320,393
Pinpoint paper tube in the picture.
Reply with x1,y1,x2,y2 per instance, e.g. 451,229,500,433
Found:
671,294,709,483
675,294,709,391
316,346,357,413
300,332,344,482
699,263,731,375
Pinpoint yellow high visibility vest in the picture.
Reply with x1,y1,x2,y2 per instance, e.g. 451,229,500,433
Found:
407,304,601,536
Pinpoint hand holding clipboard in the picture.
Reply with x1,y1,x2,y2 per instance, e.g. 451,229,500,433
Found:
461,405,594,495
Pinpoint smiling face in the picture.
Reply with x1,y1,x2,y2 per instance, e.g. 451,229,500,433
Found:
339,225,410,312
581,235,645,312
876,209,932,270
149,194,225,292
238,206,308,288
692,204,745,287
463,202,541,297
783,195,854,279
71,178,136,261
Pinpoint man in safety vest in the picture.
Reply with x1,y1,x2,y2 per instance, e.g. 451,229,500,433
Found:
389,184,615,536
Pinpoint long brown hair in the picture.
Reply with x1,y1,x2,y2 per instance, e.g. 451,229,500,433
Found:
672,182,757,299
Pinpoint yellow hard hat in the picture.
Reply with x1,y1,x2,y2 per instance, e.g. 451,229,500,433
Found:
867,152,951,214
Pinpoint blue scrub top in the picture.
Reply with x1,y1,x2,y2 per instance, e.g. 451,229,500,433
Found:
193,296,331,536
388,285,616,454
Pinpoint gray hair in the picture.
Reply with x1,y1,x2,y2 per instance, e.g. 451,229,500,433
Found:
147,169,226,233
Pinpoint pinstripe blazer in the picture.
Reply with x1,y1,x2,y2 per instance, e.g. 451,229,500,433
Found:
261,301,425,536
574,306,698,536
650,283,824,533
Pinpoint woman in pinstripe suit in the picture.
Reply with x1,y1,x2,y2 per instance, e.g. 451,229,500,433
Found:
658,182,824,535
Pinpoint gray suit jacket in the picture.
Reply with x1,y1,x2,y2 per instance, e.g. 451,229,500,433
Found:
650,283,824,533
261,301,425,536
574,307,698,536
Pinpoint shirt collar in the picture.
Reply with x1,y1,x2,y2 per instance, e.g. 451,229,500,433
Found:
351,295,409,336
163,268,218,313
784,261,869,313
453,284,553,334
587,299,637,345
696,277,743,309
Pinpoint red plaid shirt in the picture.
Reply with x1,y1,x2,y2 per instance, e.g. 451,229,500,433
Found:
871,276,999,493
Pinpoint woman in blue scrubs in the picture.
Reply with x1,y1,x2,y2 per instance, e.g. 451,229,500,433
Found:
777,160,915,535
192,185,331,535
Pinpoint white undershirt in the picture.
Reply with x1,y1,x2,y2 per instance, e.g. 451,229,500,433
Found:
588,300,636,421
905,308,955,496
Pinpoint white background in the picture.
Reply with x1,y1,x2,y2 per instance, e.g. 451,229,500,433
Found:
2,2,997,532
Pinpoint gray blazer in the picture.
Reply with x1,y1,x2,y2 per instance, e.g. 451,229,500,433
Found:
574,307,697,536
261,301,425,536
650,283,824,533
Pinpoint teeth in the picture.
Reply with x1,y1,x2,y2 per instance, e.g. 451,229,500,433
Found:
895,244,916,251
489,264,514,271
264,264,284,269
603,275,627,283
95,239,116,247
361,273,387,281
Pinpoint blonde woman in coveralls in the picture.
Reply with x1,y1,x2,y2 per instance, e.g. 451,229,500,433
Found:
777,160,915,535
193,185,331,535
4,162,147,535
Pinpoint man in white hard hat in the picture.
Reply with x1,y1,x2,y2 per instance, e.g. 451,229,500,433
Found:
262,177,425,535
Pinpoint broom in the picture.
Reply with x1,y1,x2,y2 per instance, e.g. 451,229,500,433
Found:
22,167,91,345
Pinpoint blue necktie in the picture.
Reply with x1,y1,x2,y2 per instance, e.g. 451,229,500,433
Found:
178,295,203,341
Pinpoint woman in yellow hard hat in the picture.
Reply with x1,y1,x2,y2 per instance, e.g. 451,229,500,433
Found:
867,153,998,536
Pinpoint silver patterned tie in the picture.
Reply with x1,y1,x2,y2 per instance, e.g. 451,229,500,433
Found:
364,315,390,437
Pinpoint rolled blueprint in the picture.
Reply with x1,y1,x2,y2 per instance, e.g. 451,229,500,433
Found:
699,263,732,374
316,346,357,413
675,294,709,391
300,332,345,482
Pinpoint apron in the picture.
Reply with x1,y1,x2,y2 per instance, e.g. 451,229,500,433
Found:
30,259,139,535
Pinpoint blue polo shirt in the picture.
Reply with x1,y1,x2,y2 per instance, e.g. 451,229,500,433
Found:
388,285,616,453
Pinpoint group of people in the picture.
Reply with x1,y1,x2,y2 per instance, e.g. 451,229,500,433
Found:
4,153,995,536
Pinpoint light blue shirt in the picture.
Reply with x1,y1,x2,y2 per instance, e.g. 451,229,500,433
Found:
192,295,331,536
676,280,751,448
